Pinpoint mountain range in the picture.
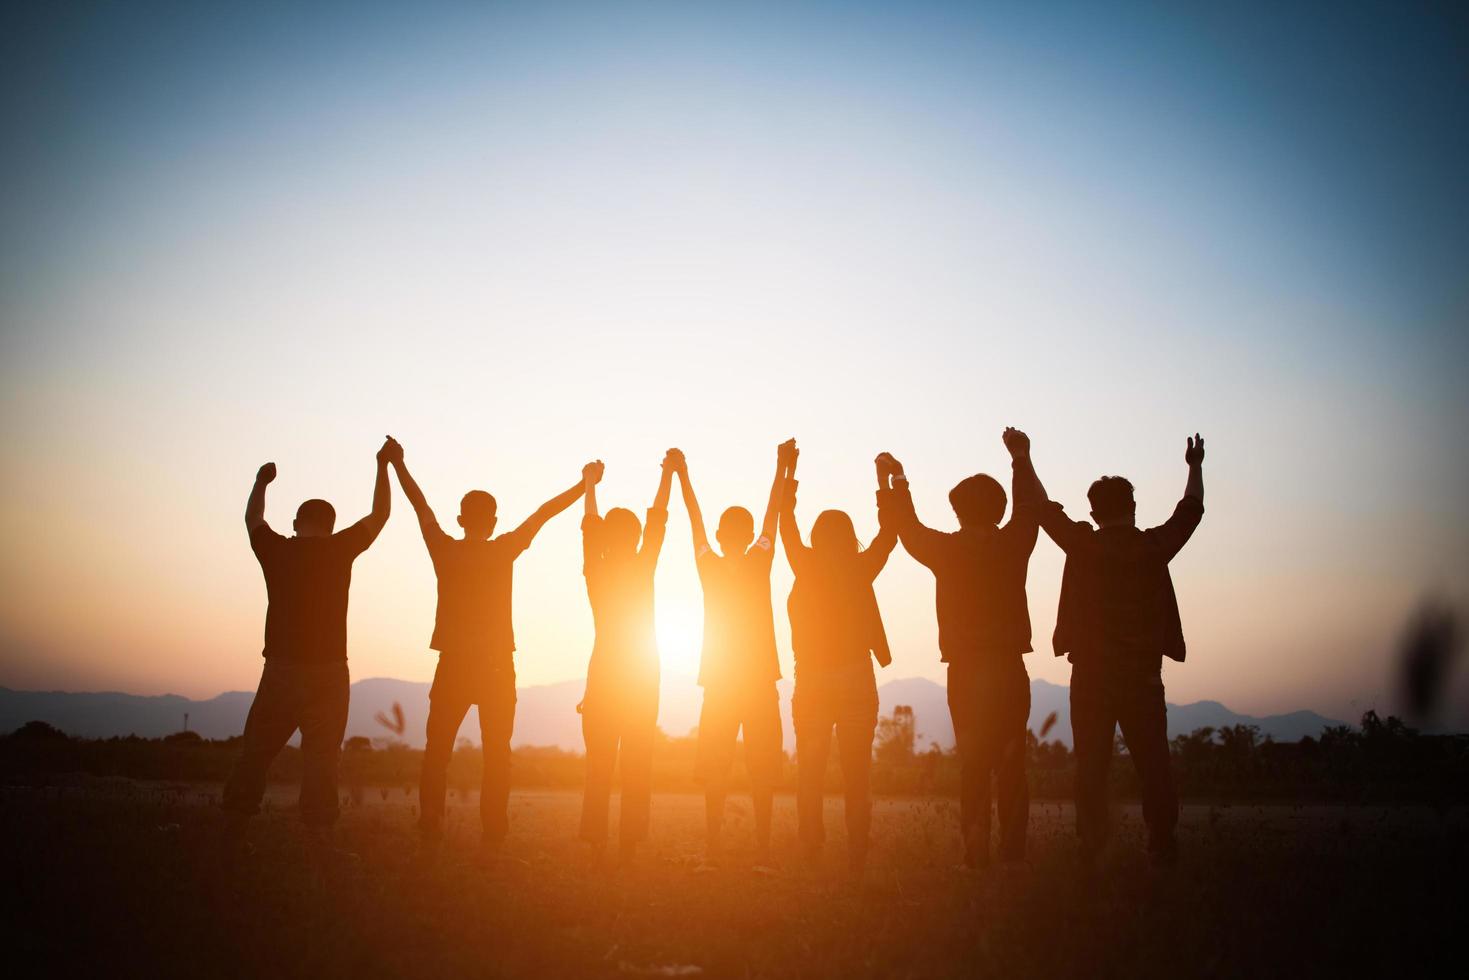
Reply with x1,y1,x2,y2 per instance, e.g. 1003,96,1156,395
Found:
0,675,1346,750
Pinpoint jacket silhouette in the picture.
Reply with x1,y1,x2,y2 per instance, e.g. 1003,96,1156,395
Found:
1035,434,1206,865
876,429,1042,866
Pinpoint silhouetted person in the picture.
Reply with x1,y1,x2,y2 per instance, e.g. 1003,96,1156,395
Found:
1028,434,1206,867
670,440,793,869
223,437,396,850
876,427,1042,869
390,446,588,855
780,444,896,876
579,453,675,864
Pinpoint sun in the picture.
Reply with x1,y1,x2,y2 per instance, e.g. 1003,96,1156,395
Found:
656,599,704,679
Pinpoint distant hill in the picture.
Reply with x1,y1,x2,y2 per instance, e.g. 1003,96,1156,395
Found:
0,676,1346,750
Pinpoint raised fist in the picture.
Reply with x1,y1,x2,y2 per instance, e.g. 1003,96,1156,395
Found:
777,438,797,466
256,462,277,484
583,460,605,485
1002,427,1030,459
1185,433,1205,466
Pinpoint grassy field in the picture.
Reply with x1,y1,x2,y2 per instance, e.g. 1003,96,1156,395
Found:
2,780,1463,978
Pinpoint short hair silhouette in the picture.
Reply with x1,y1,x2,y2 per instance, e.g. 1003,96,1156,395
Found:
294,498,336,534
716,506,755,552
458,490,498,538
460,490,497,517
602,507,642,553
949,474,1006,526
1087,476,1135,523
811,509,860,555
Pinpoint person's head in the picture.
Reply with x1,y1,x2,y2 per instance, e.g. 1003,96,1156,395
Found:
716,506,755,555
948,473,1007,528
294,499,336,537
1088,476,1136,528
458,490,498,540
811,509,860,557
602,507,642,556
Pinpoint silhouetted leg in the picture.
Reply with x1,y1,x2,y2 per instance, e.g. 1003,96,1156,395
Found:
477,667,517,844
1117,674,1177,861
696,690,739,859
835,717,876,873
1070,668,1116,859
297,662,349,829
946,661,991,866
619,693,657,850
224,660,300,821
794,721,833,852
579,705,617,845
750,786,775,862
994,657,1032,863
744,682,784,860
420,690,472,840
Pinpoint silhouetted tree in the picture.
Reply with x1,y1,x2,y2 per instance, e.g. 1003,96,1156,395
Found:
11,720,70,741
875,705,916,765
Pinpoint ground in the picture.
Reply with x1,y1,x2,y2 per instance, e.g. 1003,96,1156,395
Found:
2,782,1463,978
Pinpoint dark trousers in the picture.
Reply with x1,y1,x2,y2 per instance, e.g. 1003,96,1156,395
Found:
419,659,517,841
947,655,1031,863
696,681,784,791
1070,662,1178,855
579,686,658,848
793,662,878,862
223,659,350,828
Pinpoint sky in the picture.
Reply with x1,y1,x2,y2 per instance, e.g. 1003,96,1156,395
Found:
1,0,1466,728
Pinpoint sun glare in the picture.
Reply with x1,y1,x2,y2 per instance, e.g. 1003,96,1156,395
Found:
656,600,704,680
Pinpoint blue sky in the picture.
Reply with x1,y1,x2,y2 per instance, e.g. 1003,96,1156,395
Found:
1,1,1466,725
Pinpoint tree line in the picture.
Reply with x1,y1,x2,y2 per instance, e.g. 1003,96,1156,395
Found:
3,706,1464,806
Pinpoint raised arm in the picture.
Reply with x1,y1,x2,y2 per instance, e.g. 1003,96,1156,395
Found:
1184,433,1205,505
1000,427,1043,551
875,453,949,569
245,462,275,532
778,445,809,571
861,518,899,580
638,451,677,563
509,471,588,548
581,460,604,567
1015,432,1088,554
583,460,603,521
337,437,396,552
761,439,796,543
863,463,899,579
670,450,710,555
1150,434,1207,561
1003,427,1048,506
778,483,807,570
388,445,446,544
651,451,675,513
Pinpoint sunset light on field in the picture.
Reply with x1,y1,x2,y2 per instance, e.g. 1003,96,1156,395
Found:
4,3,1468,977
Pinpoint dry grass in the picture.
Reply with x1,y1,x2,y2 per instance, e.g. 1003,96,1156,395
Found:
2,782,1463,978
